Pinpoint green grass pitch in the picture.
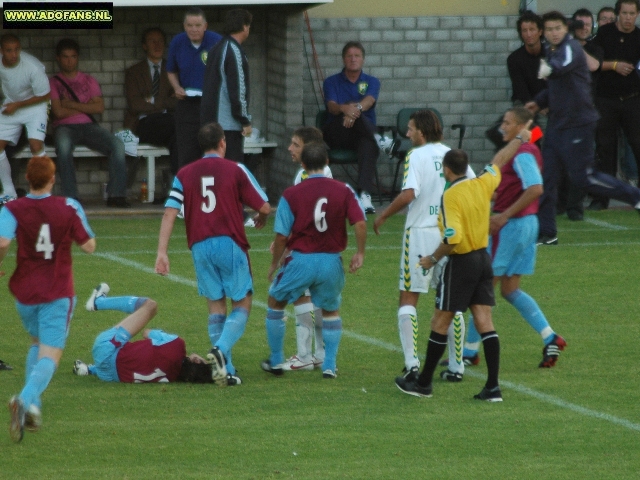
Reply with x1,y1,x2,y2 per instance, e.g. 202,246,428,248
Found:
1,209,640,479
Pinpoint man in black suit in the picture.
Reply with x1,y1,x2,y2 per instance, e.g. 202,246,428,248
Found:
124,27,178,174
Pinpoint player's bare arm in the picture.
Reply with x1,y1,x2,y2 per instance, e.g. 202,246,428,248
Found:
252,201,271,229
373,188,415,235
0,237,11,277
156,208,179,276
491,121,533,169
490,184,543,235
80,238,96,254
1,93,50,116
349,220,367,273
268,233,288,281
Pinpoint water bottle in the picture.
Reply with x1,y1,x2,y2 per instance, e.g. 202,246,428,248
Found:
140,178,148,202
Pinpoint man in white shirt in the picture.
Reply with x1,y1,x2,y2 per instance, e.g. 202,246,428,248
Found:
374,110,474,384
0,34,50,203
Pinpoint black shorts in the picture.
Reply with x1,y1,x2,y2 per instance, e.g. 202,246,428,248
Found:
434,249,495,312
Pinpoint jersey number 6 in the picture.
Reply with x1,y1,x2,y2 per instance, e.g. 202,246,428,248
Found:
314,198,328,232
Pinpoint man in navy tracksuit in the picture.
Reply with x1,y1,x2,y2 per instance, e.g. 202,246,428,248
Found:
200,9,252,164
525,11,640,245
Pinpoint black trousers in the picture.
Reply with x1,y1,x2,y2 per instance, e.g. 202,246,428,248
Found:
175,97,202,169
322,115,379,193
593,94,640,206
224,130,244,163
136,112,179,175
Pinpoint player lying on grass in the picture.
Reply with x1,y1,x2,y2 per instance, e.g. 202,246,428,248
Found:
73,283,220,384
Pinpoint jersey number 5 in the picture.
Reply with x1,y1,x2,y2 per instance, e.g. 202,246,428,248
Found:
201,176,216,213
36,223,55,260
314,198,328,232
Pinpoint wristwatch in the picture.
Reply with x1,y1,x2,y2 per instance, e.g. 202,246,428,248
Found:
356,103,363,111
429,254,437,264
515,135,524,142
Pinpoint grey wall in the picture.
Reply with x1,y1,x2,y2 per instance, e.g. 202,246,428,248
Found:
303,14,521,189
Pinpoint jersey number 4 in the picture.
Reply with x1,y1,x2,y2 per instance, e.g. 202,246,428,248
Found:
36,223,54,260
201,176,216,213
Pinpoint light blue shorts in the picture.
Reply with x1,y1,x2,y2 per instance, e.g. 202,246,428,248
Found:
17,297,76,349
489,215,538,277
269,252,344,312
191,237,253,302
92,326,131,382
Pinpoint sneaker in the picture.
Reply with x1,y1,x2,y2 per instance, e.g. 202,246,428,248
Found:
536,235,558,246
587,199,608,211
322,369,336,379
282,355,315,371
312,356,324,369
0,359,13,370
244,217,256,228
439,354,480,367
0,195,16,206
85,283,110,311
402,366,419,382
359,191,375,214
394,376,432,398
539,334,567,368
8,395,25,443
73,360,90,376
24,405,42,433
261,359,284,377
440,370,463,382
473,386,503,402
206,347,228,387
226,373,242,386
106,197,132,208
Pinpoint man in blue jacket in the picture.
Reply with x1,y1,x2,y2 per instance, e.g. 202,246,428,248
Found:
525,11,640,245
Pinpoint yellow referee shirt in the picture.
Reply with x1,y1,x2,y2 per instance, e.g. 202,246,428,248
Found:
438,165,501,255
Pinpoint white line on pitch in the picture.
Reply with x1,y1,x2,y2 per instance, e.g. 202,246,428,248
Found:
96,252,640,433
583,218,629,230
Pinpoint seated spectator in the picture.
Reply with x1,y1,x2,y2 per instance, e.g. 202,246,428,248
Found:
50,38,129,207
322,41,380,214
124,27,178,175
0,34,50,204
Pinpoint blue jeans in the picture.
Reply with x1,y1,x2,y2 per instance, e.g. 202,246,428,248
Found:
54,123,126,198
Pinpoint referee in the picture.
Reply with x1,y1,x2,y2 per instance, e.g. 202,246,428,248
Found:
395,120,533,402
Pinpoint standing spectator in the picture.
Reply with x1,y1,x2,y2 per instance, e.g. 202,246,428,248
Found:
556,8,604,221
463,107,567,369
155,123,270,387
591,0,640,211
526,11,640,245
373,110,474,383
394,127,534,402
507,11,547,106
280,126,331,371
166,7,221,169
322,41,381,214
74,283,216,384
201,9,252,164
0,34,50,203
124,27,178,175
50,38,129,207
0,155,96,443
261,142,366,379
598,5,638,189
597,6,617,27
